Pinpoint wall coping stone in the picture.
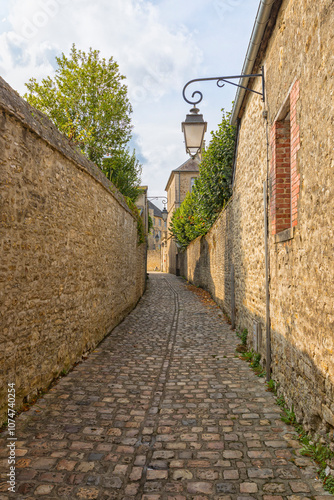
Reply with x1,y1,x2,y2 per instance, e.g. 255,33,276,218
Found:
275,226,294,243
0,76,133,218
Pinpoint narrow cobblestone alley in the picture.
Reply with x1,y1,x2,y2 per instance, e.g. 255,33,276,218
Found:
0,273,330,500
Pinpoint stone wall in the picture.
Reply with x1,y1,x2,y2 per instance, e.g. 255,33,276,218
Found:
178,0,334,436
147,249,161,271
0,77,146,424
264,0,334,434
179,199,234,318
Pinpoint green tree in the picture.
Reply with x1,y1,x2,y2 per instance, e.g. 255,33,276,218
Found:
169,192,206,248
24,44,132,166
148,215,153,234
102,149,142,201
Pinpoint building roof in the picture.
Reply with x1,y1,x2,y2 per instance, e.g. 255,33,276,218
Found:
174,157,200,173
148,200,163,218
165,157,200,191
231,0,282,125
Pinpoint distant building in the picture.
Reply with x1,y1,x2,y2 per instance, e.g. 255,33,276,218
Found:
165,157,200,274
147,201,165,250
147,200,167,272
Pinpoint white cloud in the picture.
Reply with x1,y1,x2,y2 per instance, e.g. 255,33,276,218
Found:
0,0,260,198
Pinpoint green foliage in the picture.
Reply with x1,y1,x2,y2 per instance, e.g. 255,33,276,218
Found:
269,377,334,494
302,441,334,493
319,470,334,494
242,349,254,362
296,427,309,445
169,191,207,248
238,343,264,377
281,405,297,425
274,393,297,425
276,395,286,408
102,148,142,201
236,328,248,346
266,379,278,395
251,352,262,368
301,442,333,466
240,328,248,346
169,109,236,247
24,44,132,167
148,215,153,234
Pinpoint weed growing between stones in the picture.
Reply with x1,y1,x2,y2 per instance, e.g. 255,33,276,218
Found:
266,378,278,394
299,438,334,493
236,327,248,346
281,406,297,426
236,346,334,494
240,349,265,377
299,433,334,494
191,298,334,494
265,380,334,495
319,470,334,493
235,328,266,377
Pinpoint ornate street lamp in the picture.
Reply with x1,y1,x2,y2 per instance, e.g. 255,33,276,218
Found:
181,106,207,158
182,67,265,157
161,206,168,223
147,196,168,222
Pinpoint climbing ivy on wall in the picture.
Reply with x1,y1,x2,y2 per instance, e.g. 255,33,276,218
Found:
148,215,153,234
170,109,236,247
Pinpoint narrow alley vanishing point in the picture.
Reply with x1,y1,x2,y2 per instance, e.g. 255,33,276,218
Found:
0,274,330,499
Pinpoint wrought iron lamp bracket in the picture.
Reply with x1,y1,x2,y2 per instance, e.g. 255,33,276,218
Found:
147,196,168,222
182,66,265,106
147,196,167,205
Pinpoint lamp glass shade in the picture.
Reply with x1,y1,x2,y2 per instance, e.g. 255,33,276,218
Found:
182,107,207,157
161,207,168,222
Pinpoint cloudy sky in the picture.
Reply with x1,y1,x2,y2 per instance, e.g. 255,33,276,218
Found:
0,0,260,206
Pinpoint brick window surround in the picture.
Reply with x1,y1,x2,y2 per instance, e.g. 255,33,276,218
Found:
270,80,300,236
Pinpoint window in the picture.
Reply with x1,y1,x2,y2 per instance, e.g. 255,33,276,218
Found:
270,114,291,234
159,219,161,226
270,80,300,239
190,177,196,191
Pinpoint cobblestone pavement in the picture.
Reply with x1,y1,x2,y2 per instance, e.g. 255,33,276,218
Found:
0,273,331,499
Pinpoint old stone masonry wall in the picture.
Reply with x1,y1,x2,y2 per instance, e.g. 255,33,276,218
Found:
147,249,162,271
0,77,146,425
